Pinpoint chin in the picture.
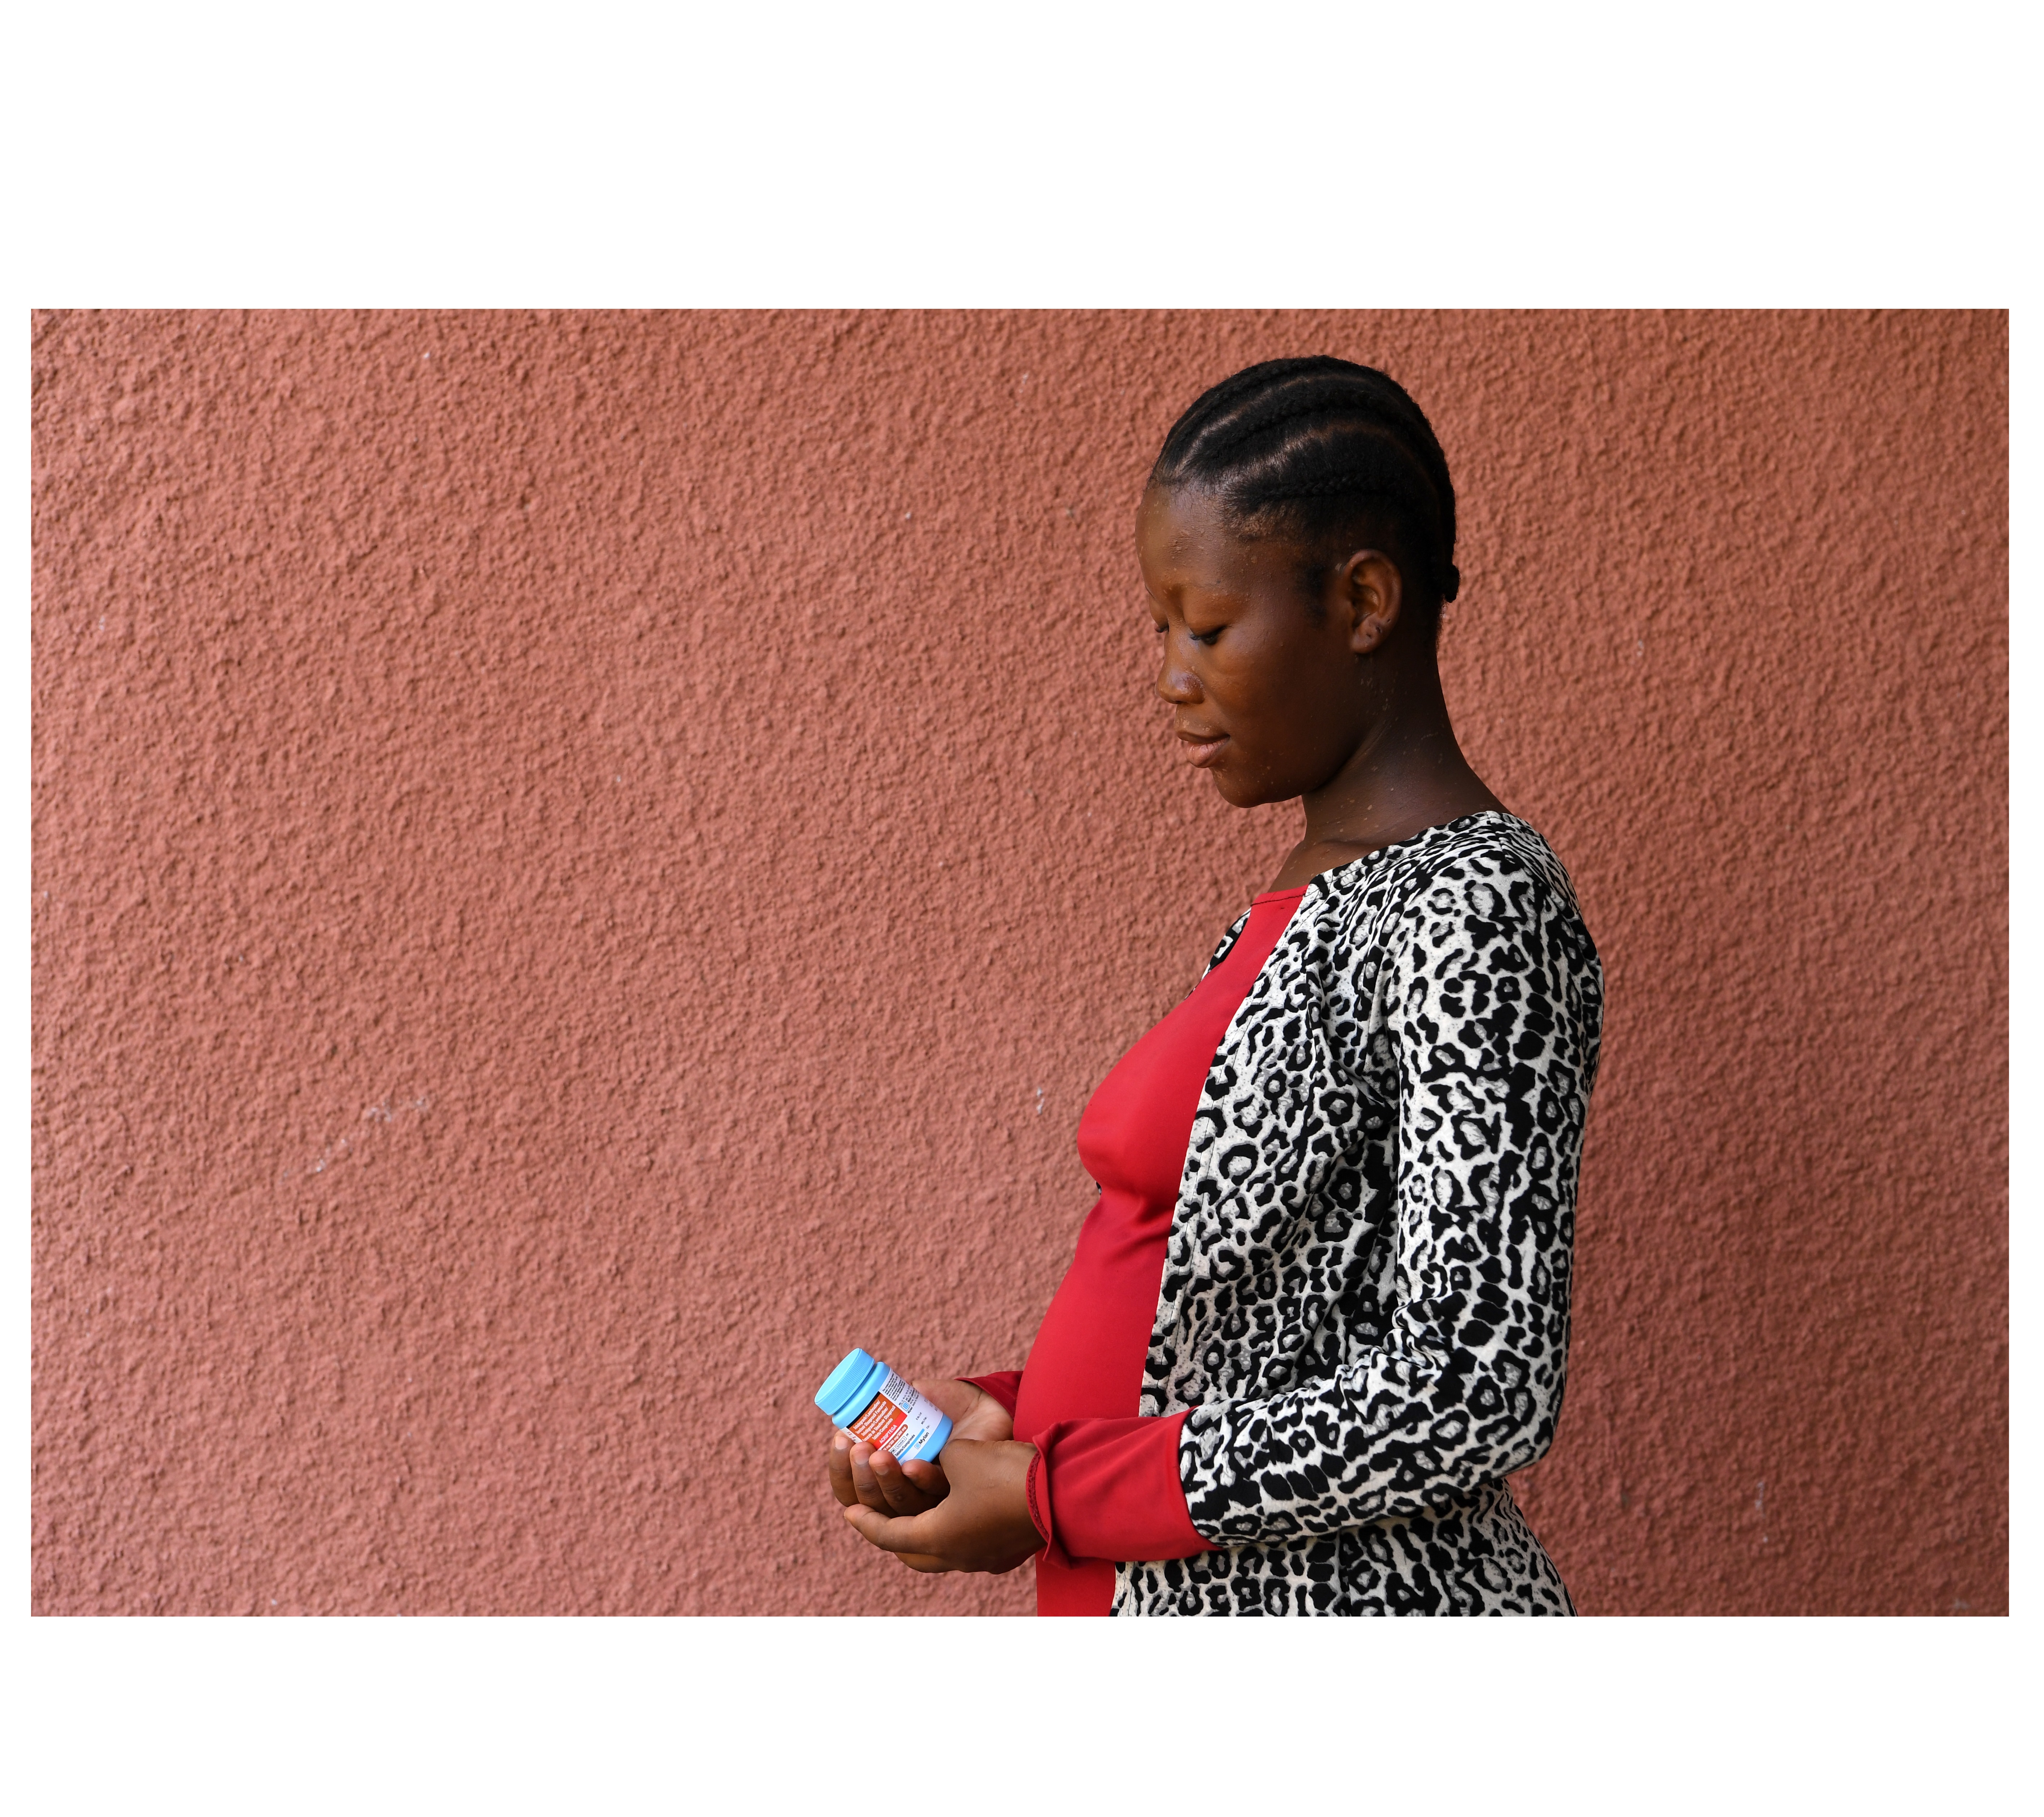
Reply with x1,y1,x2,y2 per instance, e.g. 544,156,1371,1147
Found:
1209,770,1280,810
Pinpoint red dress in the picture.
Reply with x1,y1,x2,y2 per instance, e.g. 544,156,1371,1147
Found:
968,886,1308,1615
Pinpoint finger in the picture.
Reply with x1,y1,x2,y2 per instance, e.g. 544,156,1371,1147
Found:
848,1442,897,1514
868,1447,943,1516
827,1431,860,1508
898,1457,949,1501
849,1441,941,1515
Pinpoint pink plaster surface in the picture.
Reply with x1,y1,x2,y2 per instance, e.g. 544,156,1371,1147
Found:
31,311,2007,1615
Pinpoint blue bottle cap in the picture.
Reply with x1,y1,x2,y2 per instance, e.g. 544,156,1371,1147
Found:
815,1348,884,1424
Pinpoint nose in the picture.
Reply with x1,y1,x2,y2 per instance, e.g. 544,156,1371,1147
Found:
1156,632,1201,706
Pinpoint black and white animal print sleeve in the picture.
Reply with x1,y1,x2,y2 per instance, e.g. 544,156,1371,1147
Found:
1177,854,1602,1543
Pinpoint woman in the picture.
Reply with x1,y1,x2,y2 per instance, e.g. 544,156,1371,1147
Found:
826,356,1604,1615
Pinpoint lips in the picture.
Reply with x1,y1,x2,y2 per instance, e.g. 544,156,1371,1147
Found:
1178,731,1229,769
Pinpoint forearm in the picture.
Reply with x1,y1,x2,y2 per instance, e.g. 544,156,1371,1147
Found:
1177,1321,1568,1544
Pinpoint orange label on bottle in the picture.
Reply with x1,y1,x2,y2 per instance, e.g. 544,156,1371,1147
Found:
846,1392,908,1450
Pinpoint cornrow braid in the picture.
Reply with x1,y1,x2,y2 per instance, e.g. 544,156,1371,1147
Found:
1150,356,1462,605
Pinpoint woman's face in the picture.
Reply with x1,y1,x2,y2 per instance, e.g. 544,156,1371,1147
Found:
1136,483,1399,809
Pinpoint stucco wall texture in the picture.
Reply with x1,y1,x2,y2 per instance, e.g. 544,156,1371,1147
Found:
32,311,2006,1617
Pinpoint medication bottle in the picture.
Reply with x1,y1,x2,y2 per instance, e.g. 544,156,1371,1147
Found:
815,1349,953,1463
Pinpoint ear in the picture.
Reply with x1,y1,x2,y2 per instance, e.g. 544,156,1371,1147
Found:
1333,550,1404,655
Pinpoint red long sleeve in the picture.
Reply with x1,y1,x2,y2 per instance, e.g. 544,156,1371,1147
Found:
964,1379,1205,1564
1029,1411,1207,1563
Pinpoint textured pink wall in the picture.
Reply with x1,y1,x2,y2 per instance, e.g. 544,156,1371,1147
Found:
31,311,2006,1615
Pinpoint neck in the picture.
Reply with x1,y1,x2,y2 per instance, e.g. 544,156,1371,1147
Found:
1275,663,1505,887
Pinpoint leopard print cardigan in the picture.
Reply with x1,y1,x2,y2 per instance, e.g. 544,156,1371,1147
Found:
1114,811,1603,1615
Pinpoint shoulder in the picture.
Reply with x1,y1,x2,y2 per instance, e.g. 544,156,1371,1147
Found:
1314,812,1598,968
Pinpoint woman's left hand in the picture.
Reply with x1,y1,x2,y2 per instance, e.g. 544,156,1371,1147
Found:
838,1437,1043,1575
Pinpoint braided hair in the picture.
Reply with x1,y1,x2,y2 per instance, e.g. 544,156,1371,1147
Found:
1149,356,1461,609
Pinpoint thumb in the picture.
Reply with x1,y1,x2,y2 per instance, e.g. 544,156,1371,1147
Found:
842,1502,940,1556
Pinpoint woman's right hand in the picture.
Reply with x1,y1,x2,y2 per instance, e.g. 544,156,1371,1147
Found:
827,1379,1012,1520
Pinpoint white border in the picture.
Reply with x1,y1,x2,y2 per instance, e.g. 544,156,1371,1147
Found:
15,3,2026,1806
16,1614,2032,1810
14,3,2031,306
